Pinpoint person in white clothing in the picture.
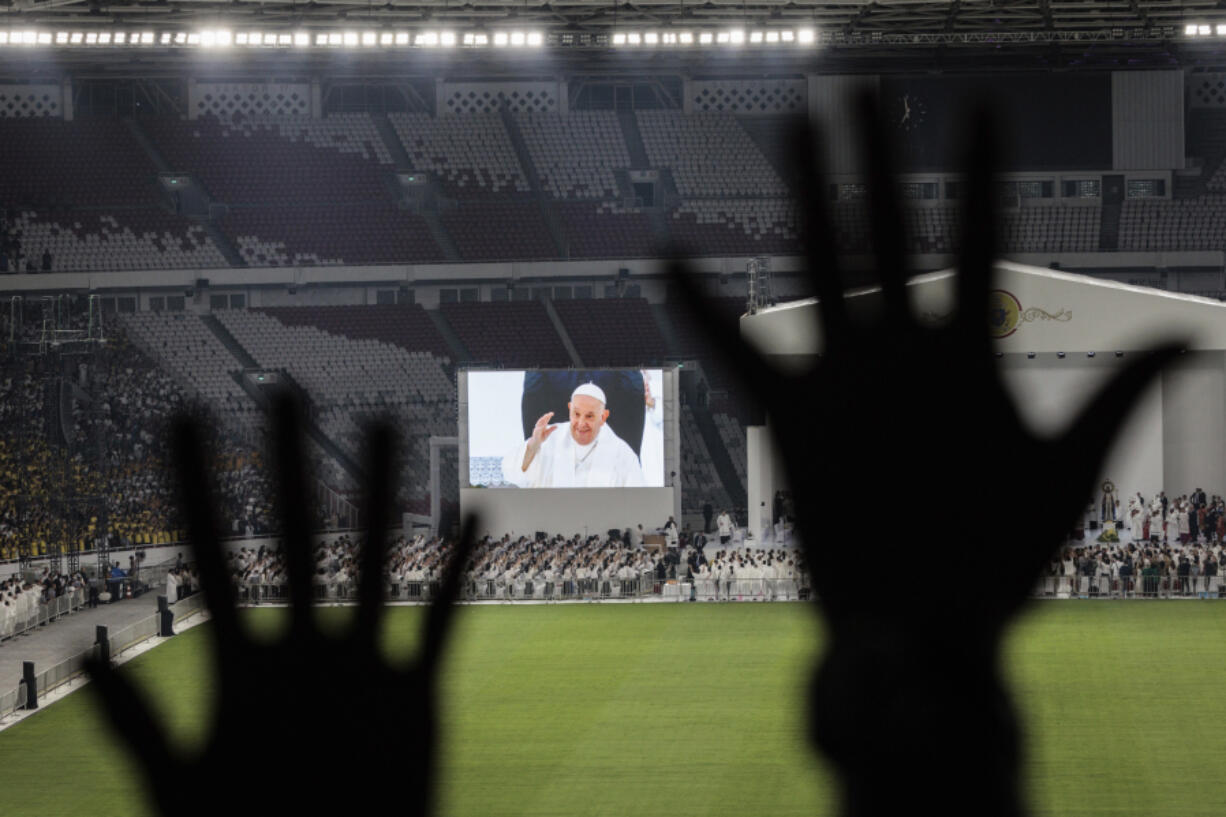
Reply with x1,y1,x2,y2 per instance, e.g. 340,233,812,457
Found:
501,383,646,488
716,509,734,545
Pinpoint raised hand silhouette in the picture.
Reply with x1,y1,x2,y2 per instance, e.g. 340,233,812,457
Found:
670,96,1184,817
85,394,476,817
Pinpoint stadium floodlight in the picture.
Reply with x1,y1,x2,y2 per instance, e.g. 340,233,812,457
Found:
187,33,200,45
236,32,249,44
612,33,626,45
1186,24,1199,36
730,30,745,44
781,30,795,42
440,31,457,47
110,32,123,44
343,31,359,46
750,31,763,43
662,32,676,44
644,32,658,45
294,32,309,46
159,32,171,44
395,32,410,45
56,32,69,44
716,31,730,44
797,28,816,44
679,31,693,44
419,31,440,46
175,32,187,44
314,33,328,45
766,31,779,43
38,32,52,44
527,31,543,46
1218,24,1226,36
381,32,394,45
362,31,377,46
627,32,641,45
71,32,85,44
510,31,525,46
276,34,291,46
1200,24,1212,35
699,32,713,44
493,32,508,46
0,32,8,45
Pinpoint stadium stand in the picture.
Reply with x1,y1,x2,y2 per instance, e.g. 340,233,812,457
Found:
4,210,226,271
440,201,557,261
389,112,530,198
1000,204,1101,253
670,199,801,256
0,118,227,271
143,114,393,204
680,406,733,514
636,111,790,197
1118,196,1226,251
515,111,629,199
552,298,669,367
438,301,571,368
223,205,442,266
257,304,452,360
556,201,658,258
714,412,748,494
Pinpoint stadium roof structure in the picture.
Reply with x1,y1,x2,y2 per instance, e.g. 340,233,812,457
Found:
740,261,1226,356
6,1,1226,73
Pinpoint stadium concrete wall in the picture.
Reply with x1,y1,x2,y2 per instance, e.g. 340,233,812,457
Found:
459,487,677,540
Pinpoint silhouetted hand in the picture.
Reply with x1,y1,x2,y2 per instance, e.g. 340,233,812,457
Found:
670,97,1183,817
86,394,476,817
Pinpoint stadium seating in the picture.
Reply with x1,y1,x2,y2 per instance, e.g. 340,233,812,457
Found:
222,205,443,266
258,304,453,360
636,111,789,198
515,111,629,199
680,406,733,514
714,412,748,494
439,301,572,368
1000,204,1101,253
552,298,669,367
118,312,260,425
143,114,393,204
389,112,530,198
669,200,801,256
556,202,658,258
6,210,227,271
1118,197,1226,251
440,201,557,261
0,118,160,206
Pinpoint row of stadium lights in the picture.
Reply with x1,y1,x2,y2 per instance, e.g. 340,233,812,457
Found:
0,28,818,48
1185,24,1226,36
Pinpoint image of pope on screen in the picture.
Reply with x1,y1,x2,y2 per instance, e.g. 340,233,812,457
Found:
467,370,664,489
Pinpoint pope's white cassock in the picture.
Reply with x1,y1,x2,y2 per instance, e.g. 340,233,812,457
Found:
501,422,647,488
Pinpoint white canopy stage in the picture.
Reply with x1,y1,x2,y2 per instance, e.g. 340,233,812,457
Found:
739,260,1226,533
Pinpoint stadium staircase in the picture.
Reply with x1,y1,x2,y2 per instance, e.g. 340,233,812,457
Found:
1098,202,1121,251
498,108,568,258
374,114,416,170
420,210,462,261
649,303,684,359
124,118,247,267
200,314,260,369
617,111,652,170
427,310,472,364
691,402,747,509
737,116,793,183
541,298,585,367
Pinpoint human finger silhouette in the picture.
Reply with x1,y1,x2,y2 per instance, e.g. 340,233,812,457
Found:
668,95,1184,817
85,392,478,817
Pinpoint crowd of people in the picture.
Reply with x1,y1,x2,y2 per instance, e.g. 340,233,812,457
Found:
0,568,88,638
222,530,809,603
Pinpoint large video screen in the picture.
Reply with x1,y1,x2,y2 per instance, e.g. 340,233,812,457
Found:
467,369,665,488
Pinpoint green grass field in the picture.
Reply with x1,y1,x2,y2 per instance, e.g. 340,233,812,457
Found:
4,601,1226,817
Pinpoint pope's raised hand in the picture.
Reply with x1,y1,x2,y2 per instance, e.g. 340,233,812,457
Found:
523,411,557,470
